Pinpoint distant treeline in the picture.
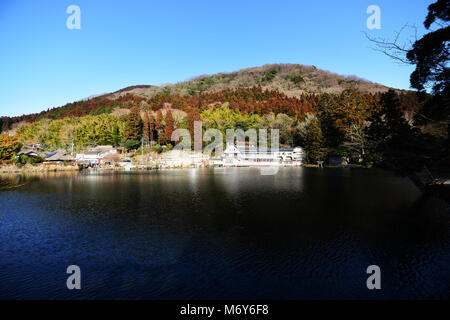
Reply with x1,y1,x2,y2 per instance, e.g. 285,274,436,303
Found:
0,86,426,132
9,87,446,169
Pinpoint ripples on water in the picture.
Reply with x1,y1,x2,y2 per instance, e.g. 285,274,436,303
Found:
0,168,448,299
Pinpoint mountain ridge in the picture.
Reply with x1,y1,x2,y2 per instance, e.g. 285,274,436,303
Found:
107,63,393,99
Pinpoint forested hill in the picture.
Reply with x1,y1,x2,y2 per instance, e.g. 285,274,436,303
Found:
1,64,422,132
109,64,392,98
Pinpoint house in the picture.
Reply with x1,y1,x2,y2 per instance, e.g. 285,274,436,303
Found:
18,149,43,158
17,148,45,164
44,150,75,163
76,145,119,165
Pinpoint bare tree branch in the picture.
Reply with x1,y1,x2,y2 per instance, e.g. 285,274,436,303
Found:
363,24,419,65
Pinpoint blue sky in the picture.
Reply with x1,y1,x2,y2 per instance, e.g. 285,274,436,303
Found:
0,0,434,117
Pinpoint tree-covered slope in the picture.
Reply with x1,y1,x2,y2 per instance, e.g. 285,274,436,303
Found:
0,64,419,133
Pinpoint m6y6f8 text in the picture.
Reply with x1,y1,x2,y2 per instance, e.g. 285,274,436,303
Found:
224,305,269,315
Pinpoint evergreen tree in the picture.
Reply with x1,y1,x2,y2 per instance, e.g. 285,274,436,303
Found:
364,90,427,173
304,118,324,163
407,0,449,97
123,106,142,149
112,125,121,146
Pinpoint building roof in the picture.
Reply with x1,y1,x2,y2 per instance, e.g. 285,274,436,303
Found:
45,150,75,161
89,145,115,152
77,146,117,157
18,149,43,157
84,150,101,155
224,144,303,155
237,147,295,152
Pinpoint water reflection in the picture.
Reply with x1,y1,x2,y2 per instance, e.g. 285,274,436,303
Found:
0,168,448,299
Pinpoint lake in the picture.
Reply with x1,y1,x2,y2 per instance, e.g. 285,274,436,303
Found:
0,167,448,299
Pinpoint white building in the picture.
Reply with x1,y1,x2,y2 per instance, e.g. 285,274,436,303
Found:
76,145,118,165
221,143,304,166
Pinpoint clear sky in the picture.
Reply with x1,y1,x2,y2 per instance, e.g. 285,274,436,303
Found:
0,0,434,117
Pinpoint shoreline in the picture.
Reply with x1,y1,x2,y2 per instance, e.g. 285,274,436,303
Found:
0,163,79,173
0,163,363,174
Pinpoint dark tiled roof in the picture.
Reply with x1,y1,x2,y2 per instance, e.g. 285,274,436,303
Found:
45,150,75,161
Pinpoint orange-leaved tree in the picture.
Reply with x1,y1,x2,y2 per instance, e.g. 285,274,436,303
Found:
165,110,174,143
0,134,22,161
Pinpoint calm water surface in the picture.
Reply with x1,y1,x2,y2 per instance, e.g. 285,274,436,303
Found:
0,168,448,299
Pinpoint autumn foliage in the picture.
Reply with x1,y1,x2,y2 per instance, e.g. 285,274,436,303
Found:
1,86,425,135
0,134,22,161
165,110,174,143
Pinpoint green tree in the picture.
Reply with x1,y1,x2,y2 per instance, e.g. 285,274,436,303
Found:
201,105,261,134
19,154,43,165
97,118,113,145
112,125,121,146
123,106,142,147
408,0,449,146
304,118,324,163
366,0,449,140
364,90,426,173
407,0,449,97
125,139,140,150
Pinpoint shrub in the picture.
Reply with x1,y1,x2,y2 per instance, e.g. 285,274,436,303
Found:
125,139,140,150
18,154,44,165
